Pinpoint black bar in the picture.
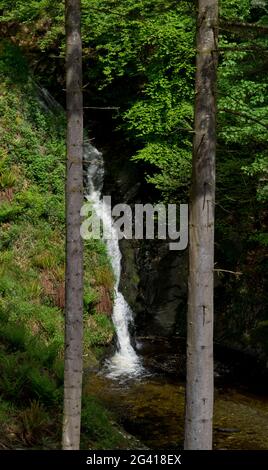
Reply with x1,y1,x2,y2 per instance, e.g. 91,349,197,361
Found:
0,450,267,467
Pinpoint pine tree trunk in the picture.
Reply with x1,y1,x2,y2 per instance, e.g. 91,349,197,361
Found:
184,0,218,450
62,0,84,450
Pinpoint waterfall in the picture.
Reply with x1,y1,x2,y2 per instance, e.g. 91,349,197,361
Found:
33,85,142,377
84,141,143,379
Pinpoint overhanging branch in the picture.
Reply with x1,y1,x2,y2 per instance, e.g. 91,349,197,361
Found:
220,19,268,35
219,108,268,130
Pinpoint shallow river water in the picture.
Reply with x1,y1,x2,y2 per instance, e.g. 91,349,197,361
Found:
85,371,268,450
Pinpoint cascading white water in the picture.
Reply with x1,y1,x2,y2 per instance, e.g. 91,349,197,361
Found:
84,141,143,378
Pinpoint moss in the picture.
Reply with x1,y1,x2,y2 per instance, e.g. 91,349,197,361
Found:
0,40,118,449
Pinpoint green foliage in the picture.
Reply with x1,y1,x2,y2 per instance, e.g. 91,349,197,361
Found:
0,43,65,229
133,143,191,200
0,171,16,189
213,2,268,349
2,1,195,198
82,1,195,199
85,313,115,348
220,0,251,20
0,153,17,189
0,2,64,51
81,396,124,449
0,348,57,405
84,290,98,309
0,41,28,82
242,154,268,202
93,265,115,291
0,202,22,222
0,398,14,424
0,40,117,449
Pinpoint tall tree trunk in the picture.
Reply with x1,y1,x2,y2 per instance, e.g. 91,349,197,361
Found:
184,0,218,450
62,0,84,450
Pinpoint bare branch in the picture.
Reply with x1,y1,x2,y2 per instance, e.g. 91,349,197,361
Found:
83,106,120,110
214,268,242,277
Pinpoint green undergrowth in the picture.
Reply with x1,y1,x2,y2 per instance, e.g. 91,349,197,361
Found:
0,41,126,449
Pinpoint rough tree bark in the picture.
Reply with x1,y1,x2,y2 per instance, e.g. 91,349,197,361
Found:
184,0,218,450
62,0,84,450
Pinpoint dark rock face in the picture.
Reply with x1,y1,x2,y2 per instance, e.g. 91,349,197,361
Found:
120,238,188,337
139,242,188,337
101,146,188,338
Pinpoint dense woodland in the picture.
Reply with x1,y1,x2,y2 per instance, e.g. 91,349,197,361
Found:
0,0,267,452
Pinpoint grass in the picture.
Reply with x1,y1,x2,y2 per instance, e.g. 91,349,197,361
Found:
0,40,125,449
81,396,131,450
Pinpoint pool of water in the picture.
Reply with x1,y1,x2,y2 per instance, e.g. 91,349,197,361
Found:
84,371,268,450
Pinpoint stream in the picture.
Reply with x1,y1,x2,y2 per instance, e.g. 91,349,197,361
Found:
84,370,268,450
85,142,268,450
